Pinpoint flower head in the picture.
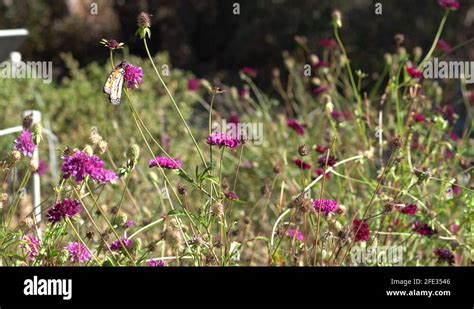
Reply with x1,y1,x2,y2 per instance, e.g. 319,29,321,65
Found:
207,133,240,150
287,119,305,136
20,235,41,261
37,160,48,176
101,39,124,50
318,155,337,168
436,39,452,54
224,191,239,201
14,130,36,157
124,63,143,89
242,67,258,78
47,198,82,224
227,112,240,125
66,242,91,263
400,204,417,216
187,78,200,92
352,219,370,242
313,199,338,215
287,229,304,241
413,114,426,123
412,221,436,236
315,145,328,154
61,150,117,184
149,156,182,170
434,248,455,265
319,39,338,50
149,259,165,267
110,238,133,251
438,0,460,10
293,159,311,170
407,67,423,79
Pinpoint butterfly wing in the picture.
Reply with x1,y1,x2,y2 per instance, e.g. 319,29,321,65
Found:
103,66,125,105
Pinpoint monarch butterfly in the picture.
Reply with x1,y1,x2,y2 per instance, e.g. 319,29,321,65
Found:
103,62,126,105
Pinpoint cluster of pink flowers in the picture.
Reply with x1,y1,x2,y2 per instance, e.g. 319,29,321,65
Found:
149,156,182,170
242,67,258,78
438,0,460,10
149,259,165,267
224,191,239,201
61,150,117,183
66,242,91,263
123,63,143,89
187,78,201,92
287,229,304,242
206,132,240,150
407,67,423,79
399,204,417,216
20,235,41,261
293,159,311,170
352,219,370,242
433,248,455,265
313,199,338,215
412,221,436,236
287,119,305,136
14,130,36,157
47,198,82,224
318,155,337,168
110,238,133,251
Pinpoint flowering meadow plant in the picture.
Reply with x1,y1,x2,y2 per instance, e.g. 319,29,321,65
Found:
0,3,472,267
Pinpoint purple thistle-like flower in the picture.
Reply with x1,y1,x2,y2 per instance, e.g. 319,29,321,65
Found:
436,39,452,54
37,160,48,176
434,248,455,265
438,0,460,10
400,204,417,216
352,219,370,242
110,238,133,251
293,159,311,170
287,119,305,136
124,219,135,228
47,198,82,224
66,242,91,263
207,132,240,150
318,155,337,168
61,150,117,183
242,67,258,78
224,191,239,201
20,235,41,261
149,259,165,267
287,229,304,241
412,221,436,236
313,199,338,215
14,130,36,157
407,67,423,79
124,63,143,89
187,78,200,92
149,156,182,169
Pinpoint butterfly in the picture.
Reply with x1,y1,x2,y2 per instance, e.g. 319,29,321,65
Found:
103,62,126,105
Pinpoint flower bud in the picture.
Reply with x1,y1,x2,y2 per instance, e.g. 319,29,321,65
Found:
31,123,43,145
332,10,342,28
83,145,94,156
211,202,224,217
298,144,308,156
136,12,152,39
29,159,39,173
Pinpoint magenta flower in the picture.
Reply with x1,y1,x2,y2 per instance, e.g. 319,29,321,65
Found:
14,130,36,157
149,156,182,170
124,219,135,228
227,112,240,124
319,39,338,49
318,155,337,168
207,132,240,150
287,229,304,241
293,159,311,170
66,242,91,263
187,78,200,92
313,199,338,215
352,219,370,242
400,204,417,216
407,67,423,79
239,88,250,100
436,39,452,54
110,238,133,251
315,168,331,181
434,248,454,265
313,86,327,96
61,150,117,183
413,114,426,123
37,160,48,176
149,259,165,267
242,67,258,78
20,235,41,261
47,198,82,224
287,119,305,136
105,39,120,50
124,63,143,89
412,221,436,236
438,0,460,10
315,145,328,154
224,191,239,201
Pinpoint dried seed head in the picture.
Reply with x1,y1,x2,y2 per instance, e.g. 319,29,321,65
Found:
83,145,94,156
96,140,108,154
86,230,94,240
336,204,346,215
24,217,35,229
390,136,402,149
272,164,281,175
137,12,151,28
260,183,270,196
22,114,33,130
1,193,9,203
29,159,39,173
211,202,224,217
126,144,140,162
90,132,102,145
147,242,156,252
177,183,187,195
114,212,128,227
298,144,308,156
11,150,21,162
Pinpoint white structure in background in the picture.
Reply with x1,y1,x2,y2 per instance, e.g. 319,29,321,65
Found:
0,109,59,238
